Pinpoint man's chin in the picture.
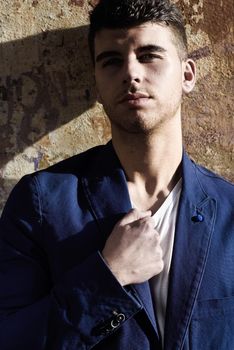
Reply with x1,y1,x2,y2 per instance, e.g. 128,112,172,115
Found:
112,119,160,135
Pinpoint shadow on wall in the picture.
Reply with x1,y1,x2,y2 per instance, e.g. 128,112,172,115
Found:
0,24,96,173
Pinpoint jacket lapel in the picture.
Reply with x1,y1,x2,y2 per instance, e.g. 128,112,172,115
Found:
81,142,132,239
81,142,160,339
164,154,217,350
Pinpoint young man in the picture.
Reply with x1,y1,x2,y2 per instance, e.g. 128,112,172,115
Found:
0,0,233,349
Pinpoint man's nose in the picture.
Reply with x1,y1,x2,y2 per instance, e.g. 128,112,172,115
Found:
122,59,143,85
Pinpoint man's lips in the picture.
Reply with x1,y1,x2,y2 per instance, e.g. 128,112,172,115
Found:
120,93,150,102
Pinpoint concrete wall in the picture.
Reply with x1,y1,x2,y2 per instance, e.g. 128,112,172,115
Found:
0,0,233,213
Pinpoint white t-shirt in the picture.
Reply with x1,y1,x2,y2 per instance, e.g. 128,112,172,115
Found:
150,178,182,342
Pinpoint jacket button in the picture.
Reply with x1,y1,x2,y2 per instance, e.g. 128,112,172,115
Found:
110,313,126,328
191,214,204,222
116,313,125,322
93,311,126,336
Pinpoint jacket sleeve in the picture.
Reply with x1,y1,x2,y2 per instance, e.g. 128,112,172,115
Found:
0,176,142,350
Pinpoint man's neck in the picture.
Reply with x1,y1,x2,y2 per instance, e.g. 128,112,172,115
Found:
112,121,183,213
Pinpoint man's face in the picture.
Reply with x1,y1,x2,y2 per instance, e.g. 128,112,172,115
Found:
94,22,195,134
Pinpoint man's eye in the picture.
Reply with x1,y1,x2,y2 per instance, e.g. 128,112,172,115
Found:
139,54,161,62
102,58,122,68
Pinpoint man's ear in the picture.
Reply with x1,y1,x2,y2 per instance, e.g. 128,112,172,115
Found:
182,59,196,94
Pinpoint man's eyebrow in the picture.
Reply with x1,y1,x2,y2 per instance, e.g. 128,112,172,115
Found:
95,51,121,63
137,44,167,53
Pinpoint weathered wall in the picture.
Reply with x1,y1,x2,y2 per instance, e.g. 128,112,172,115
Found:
0,0,233,213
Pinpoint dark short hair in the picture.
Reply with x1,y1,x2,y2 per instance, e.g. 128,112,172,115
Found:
88,0,188,63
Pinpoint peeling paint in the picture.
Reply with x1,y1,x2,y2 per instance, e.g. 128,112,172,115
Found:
68,0,85,7
32,0,39,7
189,45,212,60
22,151,43,171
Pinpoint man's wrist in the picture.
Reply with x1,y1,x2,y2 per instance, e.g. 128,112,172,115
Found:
100,251,126,287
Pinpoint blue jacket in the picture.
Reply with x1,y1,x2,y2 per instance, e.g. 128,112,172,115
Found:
0,142,233,350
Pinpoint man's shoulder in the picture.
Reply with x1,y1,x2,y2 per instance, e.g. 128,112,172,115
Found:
18,143,110,194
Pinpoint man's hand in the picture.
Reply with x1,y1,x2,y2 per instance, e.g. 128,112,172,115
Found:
102,209,164,286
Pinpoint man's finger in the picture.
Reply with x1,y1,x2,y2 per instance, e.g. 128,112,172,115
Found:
120,208,152,225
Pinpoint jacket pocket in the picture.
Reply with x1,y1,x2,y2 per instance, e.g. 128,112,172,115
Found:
189,297,234,350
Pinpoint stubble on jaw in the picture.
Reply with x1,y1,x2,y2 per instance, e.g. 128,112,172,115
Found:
105,97,183,136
